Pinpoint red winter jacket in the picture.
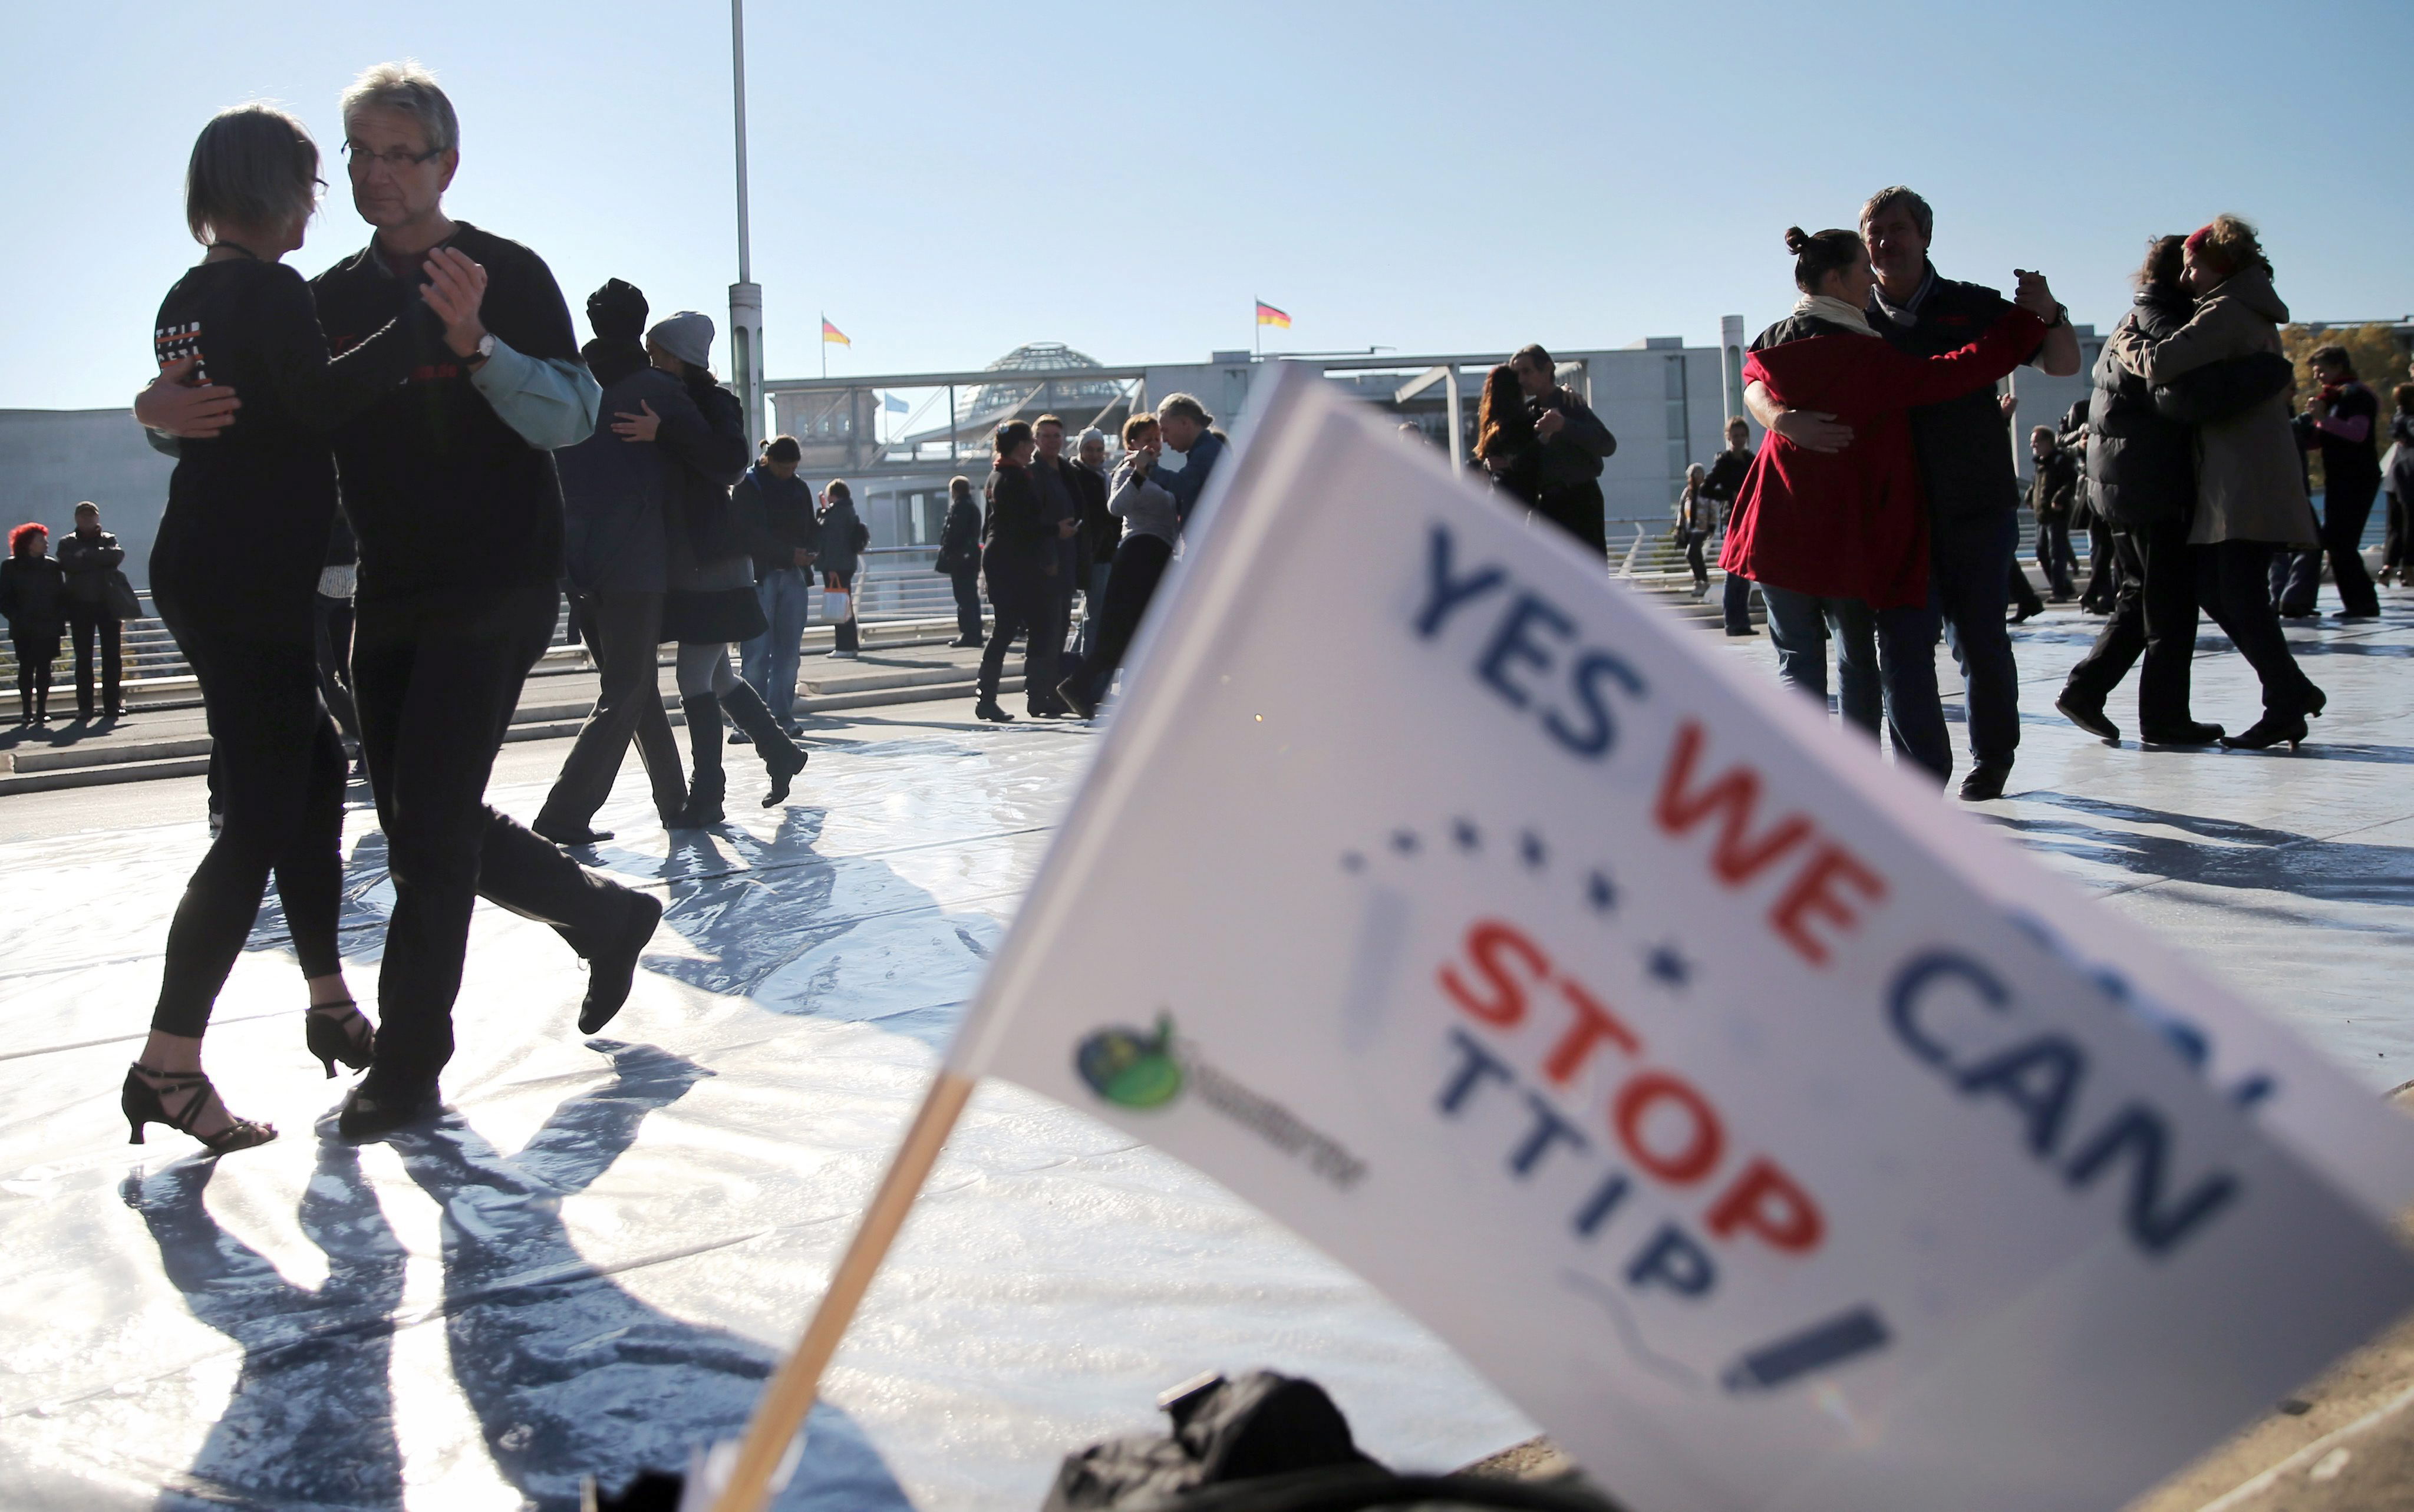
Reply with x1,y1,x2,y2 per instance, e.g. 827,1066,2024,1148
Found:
1720,306,2046,608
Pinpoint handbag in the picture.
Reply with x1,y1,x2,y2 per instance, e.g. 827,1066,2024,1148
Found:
822,589,853,622
103,569,141,621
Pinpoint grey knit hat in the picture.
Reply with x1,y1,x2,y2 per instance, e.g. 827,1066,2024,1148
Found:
647,310,714,369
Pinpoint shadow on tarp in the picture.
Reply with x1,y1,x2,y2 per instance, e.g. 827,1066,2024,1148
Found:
631,806,991,1054
123,1141,407,1510
1984,793,2414,906
126,1044,910,1512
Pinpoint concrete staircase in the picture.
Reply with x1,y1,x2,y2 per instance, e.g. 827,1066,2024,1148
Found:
0,617,1015,797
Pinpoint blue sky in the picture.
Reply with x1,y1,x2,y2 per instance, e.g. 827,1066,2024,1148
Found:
9,0,2409,412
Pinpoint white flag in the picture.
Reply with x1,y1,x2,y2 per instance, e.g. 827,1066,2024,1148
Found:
943,364,2414,1512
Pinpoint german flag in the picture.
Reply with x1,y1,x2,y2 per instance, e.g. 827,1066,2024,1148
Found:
822,317,850,346
1254,301,1291,330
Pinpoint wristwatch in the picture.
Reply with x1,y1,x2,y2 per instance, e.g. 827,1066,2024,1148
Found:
2046,304,2070,331
467,331,496,369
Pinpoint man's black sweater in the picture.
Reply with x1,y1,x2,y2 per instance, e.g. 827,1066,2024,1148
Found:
312,223,579,611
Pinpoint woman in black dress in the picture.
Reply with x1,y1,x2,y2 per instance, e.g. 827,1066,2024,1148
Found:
125,104,477,1153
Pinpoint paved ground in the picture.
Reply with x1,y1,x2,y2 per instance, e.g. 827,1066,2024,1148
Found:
2,578,2410,1511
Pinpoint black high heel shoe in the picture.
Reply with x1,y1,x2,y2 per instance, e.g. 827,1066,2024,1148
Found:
305,1000,376,1079
121,1064,276,1154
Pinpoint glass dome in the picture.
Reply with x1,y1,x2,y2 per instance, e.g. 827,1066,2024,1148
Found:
964,342,1126,424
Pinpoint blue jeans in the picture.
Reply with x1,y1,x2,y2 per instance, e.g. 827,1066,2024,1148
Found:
1930,509,2021,770
1760,584,1950,783
741,567,813,724
1721,570,1757,633
1073,563,1112,662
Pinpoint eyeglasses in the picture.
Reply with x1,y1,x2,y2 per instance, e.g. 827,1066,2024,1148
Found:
342,141,444,174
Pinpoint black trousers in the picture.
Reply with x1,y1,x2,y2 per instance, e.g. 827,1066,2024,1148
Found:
1930,509,2022,768
1535,481,1608,558
2036,517,2077,597
2272,547,2321,615
2385,487,2408,573
1080,534,1173,706
2081,519,2119,608
314,593,362,746
2062,519,2199,732
2320,474,2381,616
12,630,58,713
949,564,984,642
1683,529,1709,589
151,622,347,1036
975,570,1057,707
537,588,684,830
2008,556,2044,616
68,606,121,714
2195,541,2321,718
352,583,638,1088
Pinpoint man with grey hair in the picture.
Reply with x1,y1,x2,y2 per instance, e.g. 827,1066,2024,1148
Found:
1747,185,2079,802
1147,393,1226,529
309,61,661,1137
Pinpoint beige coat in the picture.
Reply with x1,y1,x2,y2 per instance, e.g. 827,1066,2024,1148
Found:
2107,266,2319,547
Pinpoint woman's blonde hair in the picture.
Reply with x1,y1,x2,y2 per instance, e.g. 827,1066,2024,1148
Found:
185,104,319,245
2187,214,2271,278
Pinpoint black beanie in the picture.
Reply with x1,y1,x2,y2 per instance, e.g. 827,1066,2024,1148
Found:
587,279,649,342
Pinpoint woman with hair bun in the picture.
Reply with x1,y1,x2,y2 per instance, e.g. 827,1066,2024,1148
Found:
1723,225,2053,784
2106,216,2325,751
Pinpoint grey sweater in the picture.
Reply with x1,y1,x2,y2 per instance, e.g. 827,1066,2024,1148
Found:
1108,459,1180,546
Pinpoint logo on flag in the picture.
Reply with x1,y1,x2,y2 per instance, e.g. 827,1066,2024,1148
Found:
822,318,850,346
1075,1016,1185,1108
1254,301,1291,329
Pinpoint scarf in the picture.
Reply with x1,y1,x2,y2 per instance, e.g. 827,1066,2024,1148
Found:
1870,262,1935,329
1792,293,1879,339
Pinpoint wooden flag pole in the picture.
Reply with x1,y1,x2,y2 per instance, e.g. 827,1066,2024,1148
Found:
710,1068,979,1512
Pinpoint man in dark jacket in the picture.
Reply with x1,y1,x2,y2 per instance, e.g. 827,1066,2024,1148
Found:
938,479,985,646
1511,345,1618,556
735,434,819,729
2302,345,2383,621
1029,415,1085,713
314,64,662,1137
2026,426,2080,600
1701,418,1758,635
535,278,694,843
57,501,127,719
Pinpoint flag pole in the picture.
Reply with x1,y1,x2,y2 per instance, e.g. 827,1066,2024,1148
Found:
1254,299,1261,362
708,1068,978,1512
820,312,827,382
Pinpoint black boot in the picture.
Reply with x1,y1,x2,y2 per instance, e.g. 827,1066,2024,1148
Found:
671,693,726,827
720,679,807,805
